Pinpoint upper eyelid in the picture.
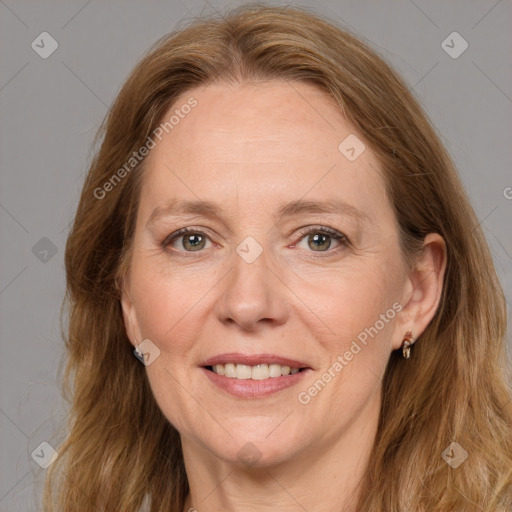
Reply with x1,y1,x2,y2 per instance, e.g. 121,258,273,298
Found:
162,227,212,247
164,225,348,249
293,226,348,249
146,199,368,232
295,225,346,238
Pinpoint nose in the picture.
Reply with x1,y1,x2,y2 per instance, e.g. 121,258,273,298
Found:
214,241,290,332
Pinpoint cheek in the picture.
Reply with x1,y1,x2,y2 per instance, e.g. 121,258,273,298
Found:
295,272,398,419
293,260,399,341
129,262,215,432
128,259,216,354
295,262,402,410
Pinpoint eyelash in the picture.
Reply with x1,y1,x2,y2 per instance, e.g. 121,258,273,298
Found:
161,225,350,258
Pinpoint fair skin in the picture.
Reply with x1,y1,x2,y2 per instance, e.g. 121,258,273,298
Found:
121,80,446,512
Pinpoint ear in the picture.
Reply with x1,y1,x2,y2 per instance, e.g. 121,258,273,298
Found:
392,233,447,349
119,276,142,349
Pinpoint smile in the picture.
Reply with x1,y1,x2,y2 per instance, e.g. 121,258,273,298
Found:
206,363,305,380
200,353,313,398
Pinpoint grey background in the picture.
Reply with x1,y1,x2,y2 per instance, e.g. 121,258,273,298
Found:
1,0,511,510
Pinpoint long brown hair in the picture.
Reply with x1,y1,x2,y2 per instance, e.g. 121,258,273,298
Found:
43,4,512,511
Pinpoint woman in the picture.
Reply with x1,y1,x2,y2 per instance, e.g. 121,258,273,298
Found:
43,4,512,511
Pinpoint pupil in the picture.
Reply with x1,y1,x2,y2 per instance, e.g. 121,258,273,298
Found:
185,234,204,250
309,233,330,251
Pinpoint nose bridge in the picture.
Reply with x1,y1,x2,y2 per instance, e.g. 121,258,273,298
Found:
215,235,289,330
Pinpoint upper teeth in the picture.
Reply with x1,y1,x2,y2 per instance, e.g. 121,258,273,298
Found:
212,363,300,380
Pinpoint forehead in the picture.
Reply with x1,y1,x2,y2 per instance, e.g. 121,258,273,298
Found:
149,81,354,163
139,80,387,220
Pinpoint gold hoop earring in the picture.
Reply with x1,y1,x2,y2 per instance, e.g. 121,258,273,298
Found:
401,331,414,359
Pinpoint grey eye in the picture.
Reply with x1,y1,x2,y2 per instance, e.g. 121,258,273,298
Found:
180,233,207,251
307,232,333,251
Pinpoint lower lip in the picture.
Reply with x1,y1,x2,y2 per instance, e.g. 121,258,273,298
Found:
201,367,311,398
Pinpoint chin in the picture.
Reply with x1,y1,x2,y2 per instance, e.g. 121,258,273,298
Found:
203,423,306,468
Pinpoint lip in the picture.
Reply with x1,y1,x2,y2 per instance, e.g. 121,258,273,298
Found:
200,352,312,369
199,352,313,399
201,366,313,398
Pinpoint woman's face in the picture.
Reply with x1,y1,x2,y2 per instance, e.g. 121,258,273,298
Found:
121,80,417,467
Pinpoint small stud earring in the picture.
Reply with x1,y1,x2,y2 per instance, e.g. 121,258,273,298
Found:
401,331,414,359
133,345,144,363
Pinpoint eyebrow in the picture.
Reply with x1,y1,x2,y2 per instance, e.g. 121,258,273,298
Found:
146,198,369,229
274,199,369,224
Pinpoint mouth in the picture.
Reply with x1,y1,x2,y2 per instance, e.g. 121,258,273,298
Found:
204,363,308,380
199,353,312,397
201,353,312,379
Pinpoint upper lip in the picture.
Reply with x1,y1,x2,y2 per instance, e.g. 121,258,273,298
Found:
201,353,312,369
